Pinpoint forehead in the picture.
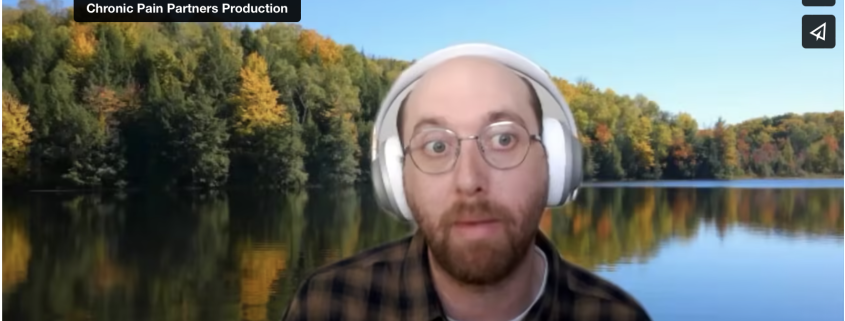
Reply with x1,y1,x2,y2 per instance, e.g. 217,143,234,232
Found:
403,57,532,131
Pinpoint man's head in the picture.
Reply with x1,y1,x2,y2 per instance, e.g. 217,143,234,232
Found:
397,56,549,286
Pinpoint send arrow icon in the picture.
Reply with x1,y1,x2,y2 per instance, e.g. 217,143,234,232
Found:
810,22,826,41
803,15,836,49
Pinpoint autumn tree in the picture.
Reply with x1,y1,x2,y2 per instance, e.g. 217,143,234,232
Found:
63,84,140,188
296,29,342,65
231,52,286,135
66,21,97,68
2,92,34,182
698,118,739,179
229,52,307,188
1,1,841,189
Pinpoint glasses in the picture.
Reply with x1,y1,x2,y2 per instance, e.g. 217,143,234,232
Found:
403,121,542,174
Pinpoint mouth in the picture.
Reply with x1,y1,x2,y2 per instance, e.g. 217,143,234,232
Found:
450,218,503,239
454,218,499,227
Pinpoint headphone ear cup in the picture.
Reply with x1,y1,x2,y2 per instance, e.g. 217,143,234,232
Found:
382,136,414,220
541,117,583,206
541,118,566,206
564,127,583,204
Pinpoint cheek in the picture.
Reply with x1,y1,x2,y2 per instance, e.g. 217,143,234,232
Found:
404,169,450,218
490,157,547,211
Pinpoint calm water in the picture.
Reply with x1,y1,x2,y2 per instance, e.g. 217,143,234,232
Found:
3,179,843,321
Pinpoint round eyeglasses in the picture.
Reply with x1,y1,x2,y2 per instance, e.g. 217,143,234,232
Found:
403,121,542,174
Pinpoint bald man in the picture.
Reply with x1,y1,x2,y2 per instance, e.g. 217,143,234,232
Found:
282,56,651,321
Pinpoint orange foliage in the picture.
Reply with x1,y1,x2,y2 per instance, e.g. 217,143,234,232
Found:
825,197,841,227
671,190,693,221
83,86,128,133
594,123,612,144
596,210,613,240
822,135,839,152
67,21,98,67
571,212,591,235
297,29,343,65
539,208,553,236
671,134,694,160
241,245,288,321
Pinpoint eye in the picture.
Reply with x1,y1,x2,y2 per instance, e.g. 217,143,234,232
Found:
424,140,449,155
490,133,517,150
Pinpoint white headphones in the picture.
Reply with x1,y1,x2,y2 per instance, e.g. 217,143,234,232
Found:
370,43,583,221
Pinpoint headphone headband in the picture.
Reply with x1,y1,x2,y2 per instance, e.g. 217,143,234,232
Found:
370,43,583,220
371,43,579,162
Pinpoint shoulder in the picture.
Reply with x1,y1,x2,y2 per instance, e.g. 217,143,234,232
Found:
308,234,412,281
561,260,652,320
281,235,413,321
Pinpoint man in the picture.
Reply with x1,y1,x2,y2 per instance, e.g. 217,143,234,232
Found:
282,51,651,321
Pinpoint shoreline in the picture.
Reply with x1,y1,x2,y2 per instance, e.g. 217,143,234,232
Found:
4,177,842,194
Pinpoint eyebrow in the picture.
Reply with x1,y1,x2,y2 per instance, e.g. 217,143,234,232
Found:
409,109,529,137
411,116,449,136
486,109,528,130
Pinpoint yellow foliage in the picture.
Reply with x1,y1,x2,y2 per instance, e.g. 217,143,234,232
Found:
3,218,31,293
240,244,287,321
2,23,33,45
231,52,288,135
632,116,655,168
113,22,142,50
297,29,342,65
634,188,656,222
552,77,579,105
66,21,98,67
152,50,185,89
2,92,34,179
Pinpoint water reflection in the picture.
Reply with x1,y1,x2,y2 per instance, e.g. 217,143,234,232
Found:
2,186,842,321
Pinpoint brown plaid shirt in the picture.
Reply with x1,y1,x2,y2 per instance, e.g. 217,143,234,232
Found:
282,230,652,321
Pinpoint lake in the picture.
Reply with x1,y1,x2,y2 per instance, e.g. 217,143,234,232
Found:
2,179,843,321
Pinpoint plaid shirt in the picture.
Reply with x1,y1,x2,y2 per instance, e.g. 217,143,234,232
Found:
282,230,652,321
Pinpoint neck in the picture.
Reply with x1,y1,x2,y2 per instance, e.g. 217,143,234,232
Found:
429,243,546,321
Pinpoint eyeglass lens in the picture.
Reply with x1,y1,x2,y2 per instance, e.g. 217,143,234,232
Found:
407,122,533,173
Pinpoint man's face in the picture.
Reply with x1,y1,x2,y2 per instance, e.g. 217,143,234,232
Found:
401,57,549,286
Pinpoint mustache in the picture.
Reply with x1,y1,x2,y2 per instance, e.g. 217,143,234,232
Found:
441,199,511,226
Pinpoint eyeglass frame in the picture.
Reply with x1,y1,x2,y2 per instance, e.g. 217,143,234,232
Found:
401,121,544,174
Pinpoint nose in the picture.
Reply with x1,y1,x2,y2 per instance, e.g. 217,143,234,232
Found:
453,140,488,197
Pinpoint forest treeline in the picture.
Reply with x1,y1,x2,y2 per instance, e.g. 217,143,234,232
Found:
2,2,843,190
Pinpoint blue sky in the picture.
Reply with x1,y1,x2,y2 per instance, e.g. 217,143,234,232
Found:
6,0,844,125
295,0,844,125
